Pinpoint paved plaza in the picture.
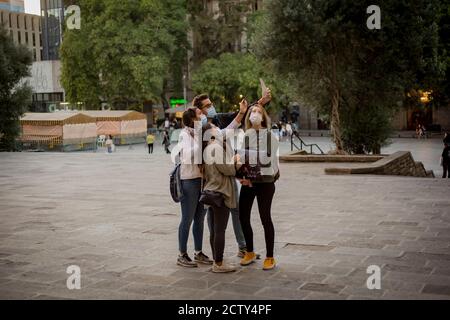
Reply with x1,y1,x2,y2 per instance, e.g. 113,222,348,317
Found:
0,138,449,300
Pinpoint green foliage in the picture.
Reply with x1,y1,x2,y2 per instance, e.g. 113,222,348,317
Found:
430,0,450,108
0,26,32,151
252,0,445,154
191,52,287,113
341,103,395,154
61,0,188,109
187,0,253,67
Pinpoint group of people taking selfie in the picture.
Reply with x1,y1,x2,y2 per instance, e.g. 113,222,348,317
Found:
173,89,280,273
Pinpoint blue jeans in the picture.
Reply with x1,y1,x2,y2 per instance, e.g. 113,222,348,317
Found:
207,206,246,250
178,178,206,253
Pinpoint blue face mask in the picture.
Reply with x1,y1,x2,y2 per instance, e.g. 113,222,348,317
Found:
200,114,208,126
207,105,217,118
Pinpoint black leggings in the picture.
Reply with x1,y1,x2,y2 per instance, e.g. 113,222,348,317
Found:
443,163,449,178
239,182,275,257
209,205,230,263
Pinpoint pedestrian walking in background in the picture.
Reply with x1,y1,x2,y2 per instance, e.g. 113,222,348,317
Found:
286,121,293,138
441,142,450,178
146,132,155,154
163,130,171,154
105,135,114,153
443,131,450,144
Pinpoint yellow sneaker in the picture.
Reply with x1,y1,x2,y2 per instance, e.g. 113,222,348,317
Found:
240,252,257,266
263,257,276,270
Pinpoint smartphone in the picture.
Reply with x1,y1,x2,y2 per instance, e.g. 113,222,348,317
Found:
260,78,268,97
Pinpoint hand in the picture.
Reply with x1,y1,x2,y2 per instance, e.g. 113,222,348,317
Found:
239,99,248,114
259,88,272,106
233,154,241,165
239,178,252,187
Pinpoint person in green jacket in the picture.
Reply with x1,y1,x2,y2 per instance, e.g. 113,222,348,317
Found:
202,124,242,273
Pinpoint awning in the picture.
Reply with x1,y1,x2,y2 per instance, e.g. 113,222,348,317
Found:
165,105,191,114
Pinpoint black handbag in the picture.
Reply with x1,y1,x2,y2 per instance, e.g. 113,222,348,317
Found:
236,131,272,182
236,160,262,180
199,190,225,207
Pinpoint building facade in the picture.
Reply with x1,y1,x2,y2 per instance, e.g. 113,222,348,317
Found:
0,0,24,13
40,0,64,60
0,8,42,61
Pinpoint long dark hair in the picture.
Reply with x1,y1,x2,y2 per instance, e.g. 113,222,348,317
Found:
182,107,197,129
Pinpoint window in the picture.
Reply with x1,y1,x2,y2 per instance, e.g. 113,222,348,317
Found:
33,48,37,61
25,32,28,44
18,31,21,43
24,16,27,30
1,12,3,25
9,13,12,28
33,33,36,46
17,15,19,28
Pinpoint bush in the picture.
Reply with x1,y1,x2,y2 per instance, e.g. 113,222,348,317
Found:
341,104,394,154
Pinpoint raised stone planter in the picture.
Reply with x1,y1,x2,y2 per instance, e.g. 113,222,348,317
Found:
324,151,434,178
280,152,384,163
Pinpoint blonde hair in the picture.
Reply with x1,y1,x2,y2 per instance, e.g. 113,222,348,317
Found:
245,104,271,130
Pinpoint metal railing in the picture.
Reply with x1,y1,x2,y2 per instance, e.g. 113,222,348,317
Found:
290,131,325,154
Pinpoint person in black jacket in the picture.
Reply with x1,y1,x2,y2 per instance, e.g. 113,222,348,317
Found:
443,132,450,145
162,130,171,154
442,142,450,178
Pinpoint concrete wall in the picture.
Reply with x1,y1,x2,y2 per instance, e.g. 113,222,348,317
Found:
25,60,64,94
433,106,450,131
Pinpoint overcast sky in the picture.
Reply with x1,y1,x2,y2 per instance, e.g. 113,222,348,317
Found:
24,0,40,15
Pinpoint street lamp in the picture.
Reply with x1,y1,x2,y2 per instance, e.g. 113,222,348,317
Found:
183,74,187,110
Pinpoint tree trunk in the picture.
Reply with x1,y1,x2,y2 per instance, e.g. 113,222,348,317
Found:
330,87,345,154
330,51,345,155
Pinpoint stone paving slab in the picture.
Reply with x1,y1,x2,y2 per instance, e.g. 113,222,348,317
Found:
0,142,449,300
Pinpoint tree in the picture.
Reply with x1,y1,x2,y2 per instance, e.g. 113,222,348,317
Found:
251,0,444,154
187,0,253,67
60,0,188,109
428,0,450,110
0,26,32,151
191,52,287,113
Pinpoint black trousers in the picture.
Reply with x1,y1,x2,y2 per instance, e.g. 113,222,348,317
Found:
443,163,449,178
239,182,275,257
209,205,230,263
148,143,153,154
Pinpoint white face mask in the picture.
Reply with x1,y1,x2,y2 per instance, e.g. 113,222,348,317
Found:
200,114,208,126
249,112,263,126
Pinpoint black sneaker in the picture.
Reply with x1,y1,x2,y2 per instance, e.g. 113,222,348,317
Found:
177,253,197,268
238,248,261,260
237,248,247,258
194,252,213,265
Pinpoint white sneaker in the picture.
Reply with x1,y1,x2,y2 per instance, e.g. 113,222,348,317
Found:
212,262,237,273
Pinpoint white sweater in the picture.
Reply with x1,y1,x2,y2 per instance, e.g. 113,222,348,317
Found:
179,129,202,180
